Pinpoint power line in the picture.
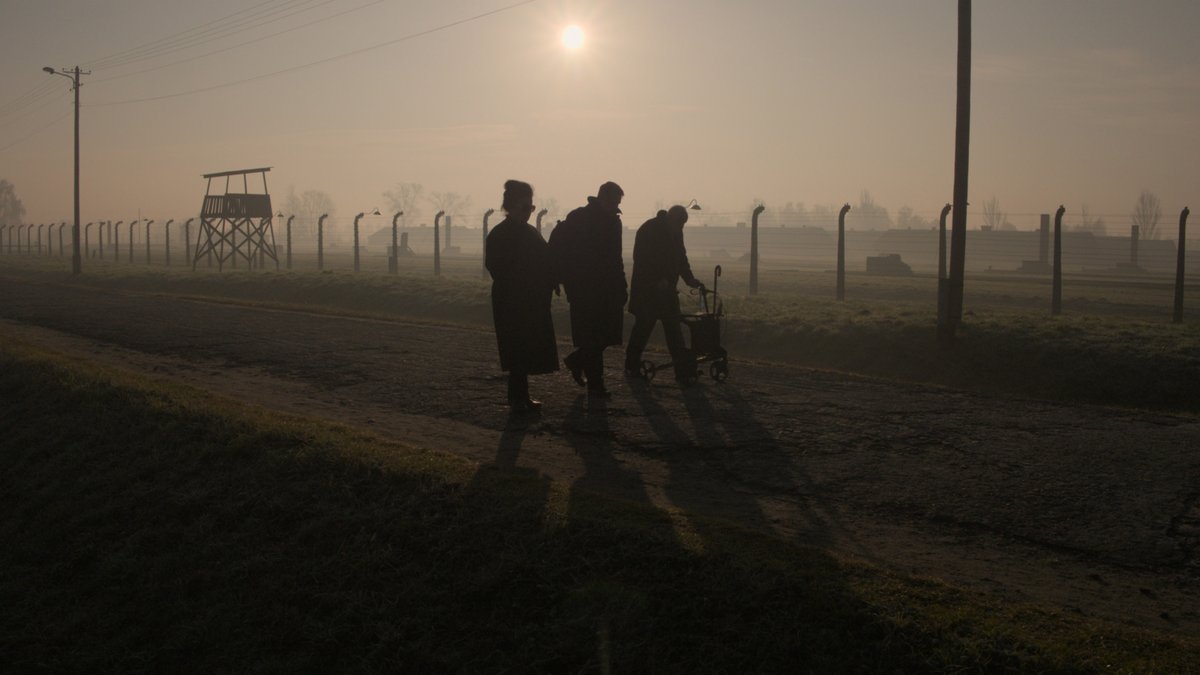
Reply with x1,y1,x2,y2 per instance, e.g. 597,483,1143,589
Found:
89,0,348,72
88,0,540,107
0,90,70,132
92,0,386,85
83,0,311,70
0,79,61,119
0,109,72,154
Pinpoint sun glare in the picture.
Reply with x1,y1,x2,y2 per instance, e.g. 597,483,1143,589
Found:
561,24,584,50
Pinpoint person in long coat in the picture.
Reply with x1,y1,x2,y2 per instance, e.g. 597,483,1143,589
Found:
485,179,558,412
548,181,627,397
625,205,703,381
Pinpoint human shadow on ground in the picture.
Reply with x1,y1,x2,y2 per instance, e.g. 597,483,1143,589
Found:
631,377,836,550
562,393,654,507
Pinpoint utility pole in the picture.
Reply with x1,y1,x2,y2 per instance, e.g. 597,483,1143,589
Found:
43,66,89,276
940,0,971,346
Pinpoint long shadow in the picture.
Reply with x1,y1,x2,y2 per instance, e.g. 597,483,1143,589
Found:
562,393,654,507
628,375,836,550
694,381,837,547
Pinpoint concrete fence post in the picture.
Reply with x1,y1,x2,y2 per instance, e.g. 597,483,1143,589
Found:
165,220,174,267
1052,205,1065,316
434,210,445,276
750,205,765,295
317,213,328,271
144,220,154,265
482,208,494,280
837,203,851,301
1174,207,1190,324
389,212,402,275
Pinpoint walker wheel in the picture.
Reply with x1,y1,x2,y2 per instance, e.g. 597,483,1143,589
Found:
710,360,729,382
640,360,656,382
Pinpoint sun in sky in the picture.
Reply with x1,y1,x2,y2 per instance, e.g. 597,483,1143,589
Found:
561,24,585,50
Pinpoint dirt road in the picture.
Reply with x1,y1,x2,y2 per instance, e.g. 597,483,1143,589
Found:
2,275,1197,635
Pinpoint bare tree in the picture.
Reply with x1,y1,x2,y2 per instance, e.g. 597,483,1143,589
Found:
981,196,1010,231
849,189,891,230
0,179,26,224
539,196,561,224
1073,204,1107,236
283,185,337,239
383,182,423,227
428,191,472,220
896,206,931,230
1131,189,1162,240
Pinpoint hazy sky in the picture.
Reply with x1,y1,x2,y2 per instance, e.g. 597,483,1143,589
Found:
1,0,1198,229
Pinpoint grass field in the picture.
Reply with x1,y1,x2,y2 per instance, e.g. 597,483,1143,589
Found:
1,337,1196,672
4,257,1198,412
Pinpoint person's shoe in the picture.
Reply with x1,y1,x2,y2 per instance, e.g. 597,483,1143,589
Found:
564,353,585,387
510,397,543,413
586,383,610,399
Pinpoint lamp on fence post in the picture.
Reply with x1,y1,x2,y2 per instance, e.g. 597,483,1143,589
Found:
58,222,67,256
536,208,547,235
481,208,494,279
84,222,94,258
1052,205,1065,316
353,208,379,273
37,223,44,255
837,203,851,301
1174,206,1190,324
390,211,403,275
433,210,445,276
164,219,173,267
750,204,765,295
144,219,154,265
317,213,328,271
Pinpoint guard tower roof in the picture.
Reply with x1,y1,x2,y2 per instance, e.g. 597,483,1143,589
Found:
202,167,272,179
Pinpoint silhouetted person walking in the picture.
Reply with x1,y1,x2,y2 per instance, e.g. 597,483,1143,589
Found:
485,179,558,413
625,205,703,381
549,181,627,397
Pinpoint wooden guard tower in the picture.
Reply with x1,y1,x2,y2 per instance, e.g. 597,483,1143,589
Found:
194,167,278,270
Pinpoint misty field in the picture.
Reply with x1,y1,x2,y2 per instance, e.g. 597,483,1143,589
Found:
4,255,1197,412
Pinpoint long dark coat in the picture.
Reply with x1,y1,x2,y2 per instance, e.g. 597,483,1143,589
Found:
485,216,559,374
629,211,700,317
548,197,627,347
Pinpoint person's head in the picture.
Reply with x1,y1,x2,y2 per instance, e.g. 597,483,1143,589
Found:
666,205,689,228
595,181,624,216
502,179,534,219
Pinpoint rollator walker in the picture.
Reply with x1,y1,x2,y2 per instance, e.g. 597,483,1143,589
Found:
639,265,729,385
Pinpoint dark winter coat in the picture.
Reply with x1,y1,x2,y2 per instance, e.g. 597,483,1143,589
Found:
548,197,627,347
628,211,699,317
485,216,559,374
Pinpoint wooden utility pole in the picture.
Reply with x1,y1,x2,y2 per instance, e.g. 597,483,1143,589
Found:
941,0,972,346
